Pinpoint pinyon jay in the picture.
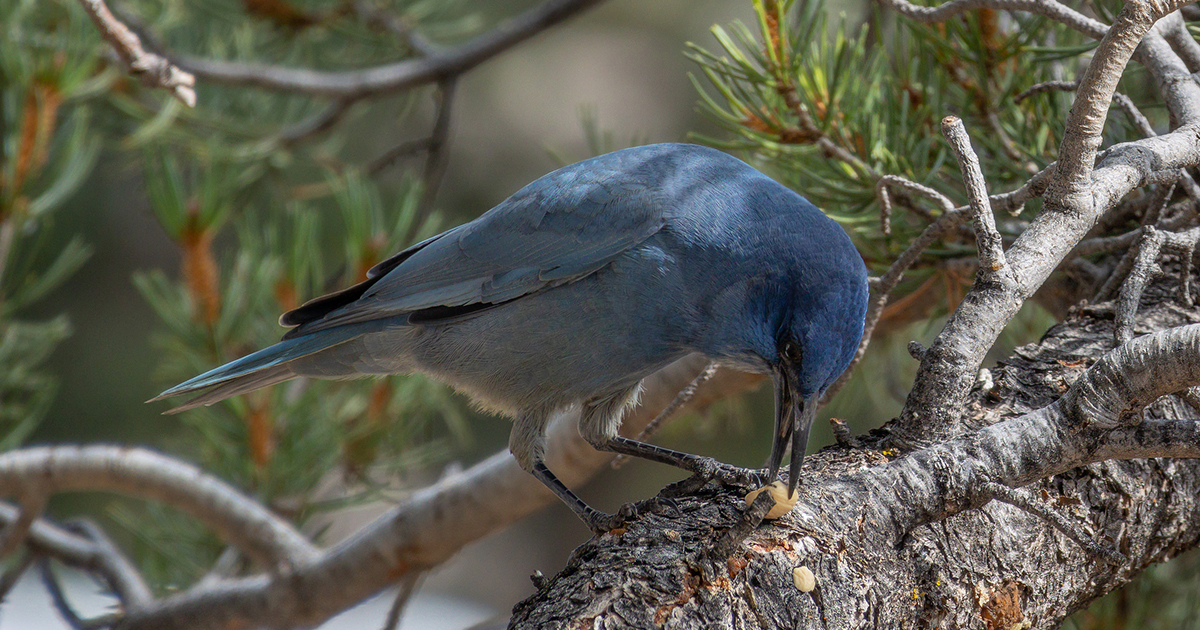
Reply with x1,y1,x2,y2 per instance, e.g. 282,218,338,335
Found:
153,143,869,533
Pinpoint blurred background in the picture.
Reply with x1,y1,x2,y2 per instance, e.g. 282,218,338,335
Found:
3,0,1198,627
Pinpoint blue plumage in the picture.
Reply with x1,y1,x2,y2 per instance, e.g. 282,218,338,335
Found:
153,143,868,532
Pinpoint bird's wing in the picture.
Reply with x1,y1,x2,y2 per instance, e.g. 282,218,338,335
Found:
284,160,667,335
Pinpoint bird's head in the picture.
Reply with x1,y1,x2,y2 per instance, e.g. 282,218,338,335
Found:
762,259,868,498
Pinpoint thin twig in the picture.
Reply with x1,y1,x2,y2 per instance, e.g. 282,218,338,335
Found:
280,97,360,144
1095,179,1178,301
822,208,969,403
777,85,879,179
1164,12,1200,72
877,0,1107,40
195,547,241,591
76,0,196,106
989,162,1054,216
366,138,435,175
1115,226,1165,344
63,519,154,610
380,572,423,630
413,79,457,225
0,493,46,560
612,362,720,470
1112,91,1157,136
1013,79,1077,104
351,1,437,57
0,552,34,602
39,558,119,630
1170,227,1200,305
942,116,1007,276
173,0,606,97
876,175,955,236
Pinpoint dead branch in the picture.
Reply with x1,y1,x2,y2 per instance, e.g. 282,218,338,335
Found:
76,0,196,106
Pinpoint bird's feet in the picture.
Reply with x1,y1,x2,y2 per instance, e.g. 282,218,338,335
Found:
582,496,683,536
582,502,639,535
687,457,767,489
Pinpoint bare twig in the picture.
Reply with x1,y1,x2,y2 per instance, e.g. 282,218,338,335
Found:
380,572,423,630
0,493,46,560
822,207,969,403
280,97,360,144
351,1,437,57
0,501,156,609
414,79,457,223
1095,178,1178,301
40,558,120,630
1163,11,1200,72
1115,226,1165,344
777,87,879,178
1050,2,1190,209
1111,225,1200,338
113,356,762,630
63,520,154,610
366,138,435,175
195,547,241,591
1013,79,1077,104
876,175,955,236
989,162,1055,216
1173,227,1200,304
173,0,606,97
876,0,1107,39
942,116,1007,276
0,552,34,602
76,0,196,106
1113,91,1157,136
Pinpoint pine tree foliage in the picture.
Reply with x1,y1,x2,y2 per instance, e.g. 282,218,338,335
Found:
4,0,481,589
1,1,98,453
688,0,1152,323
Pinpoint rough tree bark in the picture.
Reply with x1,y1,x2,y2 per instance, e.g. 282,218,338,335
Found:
510,269,1200,630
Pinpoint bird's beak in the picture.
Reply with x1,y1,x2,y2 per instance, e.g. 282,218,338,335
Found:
766,364,819,499
765,369,794,488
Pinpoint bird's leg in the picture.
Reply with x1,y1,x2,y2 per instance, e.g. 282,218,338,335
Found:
512,407,634,535
597,436,763,488
580,386,763,489
530,461,634,535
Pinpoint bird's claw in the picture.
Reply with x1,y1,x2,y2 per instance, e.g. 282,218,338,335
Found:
585,503,639,535
688,457,766,489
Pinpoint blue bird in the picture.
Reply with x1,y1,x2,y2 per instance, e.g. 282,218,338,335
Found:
153,143,869,533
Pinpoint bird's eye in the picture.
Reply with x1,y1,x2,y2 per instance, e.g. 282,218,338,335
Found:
783,341,803,363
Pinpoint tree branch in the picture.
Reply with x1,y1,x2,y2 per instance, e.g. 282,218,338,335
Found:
941,116,1008,276
0,446,317,568
172,0,606,97
896,6,1200,445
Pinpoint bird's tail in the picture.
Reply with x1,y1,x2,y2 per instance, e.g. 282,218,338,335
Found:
149,325,367,414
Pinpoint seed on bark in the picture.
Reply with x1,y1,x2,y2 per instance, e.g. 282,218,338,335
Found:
793,566,816,592
744,480,798,519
